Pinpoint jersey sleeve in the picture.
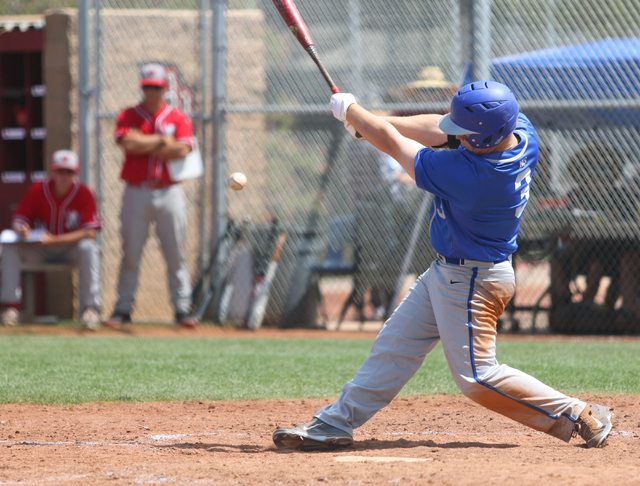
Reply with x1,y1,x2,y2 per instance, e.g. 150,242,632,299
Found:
414,148,480,211
12,183,41,227
114,109,133,140
174,112,194,148
78,186,102,230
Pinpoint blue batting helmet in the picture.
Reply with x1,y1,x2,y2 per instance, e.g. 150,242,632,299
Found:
438,81,519,149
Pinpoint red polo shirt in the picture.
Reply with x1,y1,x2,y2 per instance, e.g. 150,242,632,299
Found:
114,103,194,186
13,179,101,235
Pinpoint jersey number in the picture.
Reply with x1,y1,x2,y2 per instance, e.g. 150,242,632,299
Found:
514,168,532,218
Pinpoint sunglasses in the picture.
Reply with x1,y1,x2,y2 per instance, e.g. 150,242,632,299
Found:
142,85,164,91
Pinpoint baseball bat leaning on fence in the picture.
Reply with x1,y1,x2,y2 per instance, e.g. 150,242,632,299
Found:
217,231,253,323
246,232,288,331
282,126,344,326
191,232,226,311
195,220,245,322
386,192,432,318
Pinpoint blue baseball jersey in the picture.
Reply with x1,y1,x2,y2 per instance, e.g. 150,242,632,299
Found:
414,113,538,262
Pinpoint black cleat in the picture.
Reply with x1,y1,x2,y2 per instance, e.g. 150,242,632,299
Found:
273,417,353,451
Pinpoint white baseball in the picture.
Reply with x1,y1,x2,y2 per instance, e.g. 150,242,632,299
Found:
228,172,247,191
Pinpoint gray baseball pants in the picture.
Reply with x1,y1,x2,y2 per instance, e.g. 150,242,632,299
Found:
315,258,587,442
113,184,191,316
0,239,102,310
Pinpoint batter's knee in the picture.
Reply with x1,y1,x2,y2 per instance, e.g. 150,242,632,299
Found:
452,374,485,399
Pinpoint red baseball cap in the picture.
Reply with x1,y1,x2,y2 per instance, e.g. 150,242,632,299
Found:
50,150,79,172
140,63,167,87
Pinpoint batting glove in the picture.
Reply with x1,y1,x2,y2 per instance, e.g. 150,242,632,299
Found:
331,93,357,122
344,121,365,140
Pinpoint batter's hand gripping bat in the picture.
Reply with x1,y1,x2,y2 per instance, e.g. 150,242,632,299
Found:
246,232,288,331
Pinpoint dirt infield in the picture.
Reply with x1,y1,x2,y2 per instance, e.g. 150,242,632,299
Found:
1,394,639,485
1,326,639,485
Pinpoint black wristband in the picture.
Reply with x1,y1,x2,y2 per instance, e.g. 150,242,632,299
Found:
446,134,461,149
433,134,461,149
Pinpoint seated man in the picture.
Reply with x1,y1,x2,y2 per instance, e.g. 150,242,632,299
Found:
0,150,102,329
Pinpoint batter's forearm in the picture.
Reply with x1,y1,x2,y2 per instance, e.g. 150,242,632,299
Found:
151,142,191,160
346,105,421,180
119,133,166,155
383,114,448,147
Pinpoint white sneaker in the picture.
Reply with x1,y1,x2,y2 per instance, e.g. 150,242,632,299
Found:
81,308,100,331
575,404,614,448
1,307,20,327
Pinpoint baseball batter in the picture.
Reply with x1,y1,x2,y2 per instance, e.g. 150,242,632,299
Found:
273,81,614,450
105,63,196,328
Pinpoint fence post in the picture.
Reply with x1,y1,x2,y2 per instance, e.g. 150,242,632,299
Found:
211,0,227,270
78,0,90,184
472,0,491,81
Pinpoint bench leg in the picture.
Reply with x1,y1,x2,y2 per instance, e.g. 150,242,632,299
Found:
336,288,357,330
23,272,36,319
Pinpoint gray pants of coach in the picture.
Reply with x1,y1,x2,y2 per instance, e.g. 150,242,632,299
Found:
113,184,192,316
0,238,102,310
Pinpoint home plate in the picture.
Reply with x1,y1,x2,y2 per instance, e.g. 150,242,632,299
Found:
335,456,433,463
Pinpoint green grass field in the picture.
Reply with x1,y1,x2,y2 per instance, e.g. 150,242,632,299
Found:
0,335,638,404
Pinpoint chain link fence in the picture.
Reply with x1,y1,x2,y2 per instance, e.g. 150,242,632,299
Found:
221,0,640,335
5,0,640,333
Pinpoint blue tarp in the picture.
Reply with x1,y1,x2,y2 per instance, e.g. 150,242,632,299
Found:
463,38,640,129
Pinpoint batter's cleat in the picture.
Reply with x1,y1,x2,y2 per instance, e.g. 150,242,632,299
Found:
176,312,196,328
81,307,100,331
1,307,20,327
273,418,353,451
575,404,614,448
103,312,131,329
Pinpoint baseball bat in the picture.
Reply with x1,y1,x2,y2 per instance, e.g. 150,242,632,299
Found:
272,0,365,142
195,220,245,322
272,0,340,94
246,232,287,331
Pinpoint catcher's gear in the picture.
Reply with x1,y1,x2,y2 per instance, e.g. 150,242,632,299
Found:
438,80,518,149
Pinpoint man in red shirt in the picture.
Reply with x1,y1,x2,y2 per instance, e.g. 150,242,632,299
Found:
105,63,196,328
0,150,102,329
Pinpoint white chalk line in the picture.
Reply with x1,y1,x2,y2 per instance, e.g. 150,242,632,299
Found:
0,431,243,448
0,475,88,485
0,428,636,448
335,456,433,463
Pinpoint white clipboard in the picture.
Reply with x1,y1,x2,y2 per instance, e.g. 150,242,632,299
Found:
0,228,46,244
167,138,204,182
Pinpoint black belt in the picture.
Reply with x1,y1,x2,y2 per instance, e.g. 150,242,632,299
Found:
437,253,512,266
